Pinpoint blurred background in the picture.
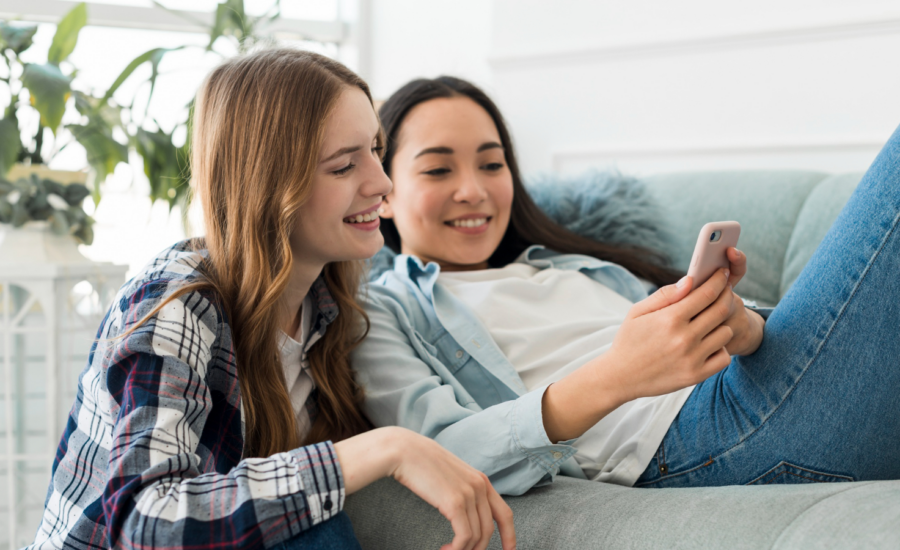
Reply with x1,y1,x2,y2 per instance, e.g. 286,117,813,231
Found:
3,0,900,274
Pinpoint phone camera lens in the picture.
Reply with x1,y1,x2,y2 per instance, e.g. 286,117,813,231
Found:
710,231,721,242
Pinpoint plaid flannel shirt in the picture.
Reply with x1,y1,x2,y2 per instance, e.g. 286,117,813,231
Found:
27,240,345,550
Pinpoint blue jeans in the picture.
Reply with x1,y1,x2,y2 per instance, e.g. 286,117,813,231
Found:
636,123,900,488
274,512,361,550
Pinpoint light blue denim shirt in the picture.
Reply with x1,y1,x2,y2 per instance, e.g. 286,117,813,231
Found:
351,246,652,496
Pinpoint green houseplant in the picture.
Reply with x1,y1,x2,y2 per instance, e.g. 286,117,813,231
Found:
106,0,284,211
0,3,124,244
0,0,291,246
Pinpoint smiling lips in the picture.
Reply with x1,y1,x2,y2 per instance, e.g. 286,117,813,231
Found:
445,215,492,234
343,203,383,231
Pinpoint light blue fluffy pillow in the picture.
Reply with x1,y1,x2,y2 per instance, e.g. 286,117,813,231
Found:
367,170,674,280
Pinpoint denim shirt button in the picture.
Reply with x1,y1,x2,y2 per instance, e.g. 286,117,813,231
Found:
552,451,563,460
456,350,464,359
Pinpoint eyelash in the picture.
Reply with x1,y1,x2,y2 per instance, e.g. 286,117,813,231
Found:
332,146,384,176
423,163,505,177
333,163,355,176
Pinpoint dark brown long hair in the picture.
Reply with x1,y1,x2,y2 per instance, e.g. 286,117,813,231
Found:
378,76,680,287
123,49,375,458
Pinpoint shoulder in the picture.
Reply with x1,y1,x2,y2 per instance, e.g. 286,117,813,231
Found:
106,239,225,339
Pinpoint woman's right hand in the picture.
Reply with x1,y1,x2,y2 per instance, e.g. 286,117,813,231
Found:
606,268,735,401
334,426,516,550
541,268,735,442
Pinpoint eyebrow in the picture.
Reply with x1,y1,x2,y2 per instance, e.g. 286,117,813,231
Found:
414,146,453,159
321,145,362,163
477,142,504,153
414,141,504,159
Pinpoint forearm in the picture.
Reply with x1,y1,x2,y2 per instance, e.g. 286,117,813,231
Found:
541,354,628,443
333,427,403,494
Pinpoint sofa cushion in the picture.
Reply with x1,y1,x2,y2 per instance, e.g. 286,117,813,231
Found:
642,171,828,306
345,476,900,549
779,173,862,300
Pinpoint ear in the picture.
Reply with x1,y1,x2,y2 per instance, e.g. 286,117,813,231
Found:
380,194,395,219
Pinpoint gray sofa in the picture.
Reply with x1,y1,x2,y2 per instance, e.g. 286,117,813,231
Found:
346,170,900,548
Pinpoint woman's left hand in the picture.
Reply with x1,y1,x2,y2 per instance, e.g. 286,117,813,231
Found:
725,247,748,287
722,246,765,356
721,290,765,356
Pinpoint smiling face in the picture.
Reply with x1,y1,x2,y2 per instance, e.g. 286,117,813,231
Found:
381,96,514,271
290,86,392,268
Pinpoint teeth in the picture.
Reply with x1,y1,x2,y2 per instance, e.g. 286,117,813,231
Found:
344,209,381,223
451,218,487,228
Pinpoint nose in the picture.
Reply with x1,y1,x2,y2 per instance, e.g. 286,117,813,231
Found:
362,158,393,198
453,168,488,204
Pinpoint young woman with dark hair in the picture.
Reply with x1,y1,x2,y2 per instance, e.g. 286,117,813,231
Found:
27,56,514,550
377,78,679,285
351,76,900,495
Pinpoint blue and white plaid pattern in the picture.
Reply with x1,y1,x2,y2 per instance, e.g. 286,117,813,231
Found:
27,240,345,550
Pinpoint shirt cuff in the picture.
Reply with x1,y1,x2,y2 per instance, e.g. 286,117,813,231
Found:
288,441,345,525
746,305,774,320
511,385,578,474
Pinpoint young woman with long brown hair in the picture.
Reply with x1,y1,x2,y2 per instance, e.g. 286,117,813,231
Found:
352,76,900,495
28,54,515,550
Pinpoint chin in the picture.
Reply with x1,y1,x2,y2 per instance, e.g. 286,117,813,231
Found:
448,252,493,268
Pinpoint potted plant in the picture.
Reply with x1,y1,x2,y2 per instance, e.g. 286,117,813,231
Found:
0,2,127,246
1,0,296,252
105,0,283,211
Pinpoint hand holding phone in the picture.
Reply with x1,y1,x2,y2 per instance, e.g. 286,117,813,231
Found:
687,221,741,288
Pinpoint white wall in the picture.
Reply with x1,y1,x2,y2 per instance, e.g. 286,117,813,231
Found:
491,0,900,175
364,0,900,177
363,0,494,100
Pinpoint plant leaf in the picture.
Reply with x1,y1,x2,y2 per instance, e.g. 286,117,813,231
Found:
0,23,38,54
48,2,88,65
64,183,91,205
134,127,189,209
0,198,11,223
0,117,21,175
103,46,182,104
22,64,72,134
11,201,28,226
208,0,248,50
49,210,69,235
73,219,93,244
68,122,128,189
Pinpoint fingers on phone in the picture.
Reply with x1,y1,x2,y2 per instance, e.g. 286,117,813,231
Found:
678,268,730,319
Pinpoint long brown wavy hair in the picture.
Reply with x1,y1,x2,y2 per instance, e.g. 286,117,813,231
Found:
378,76,681,287
127,49,376,458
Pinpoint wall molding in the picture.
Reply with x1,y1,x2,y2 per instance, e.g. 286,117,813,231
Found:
490,16,900,71
551,136,887,172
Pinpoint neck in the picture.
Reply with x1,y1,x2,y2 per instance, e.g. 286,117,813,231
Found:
401,248,489,272
281,258,325,336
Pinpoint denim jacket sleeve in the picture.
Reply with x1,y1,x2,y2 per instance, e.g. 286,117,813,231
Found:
352,290,579,496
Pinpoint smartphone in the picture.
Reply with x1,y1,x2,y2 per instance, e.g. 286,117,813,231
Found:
687,221,741,288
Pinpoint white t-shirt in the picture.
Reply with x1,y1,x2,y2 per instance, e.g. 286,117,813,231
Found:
278,294,320,442
438,263,694,486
